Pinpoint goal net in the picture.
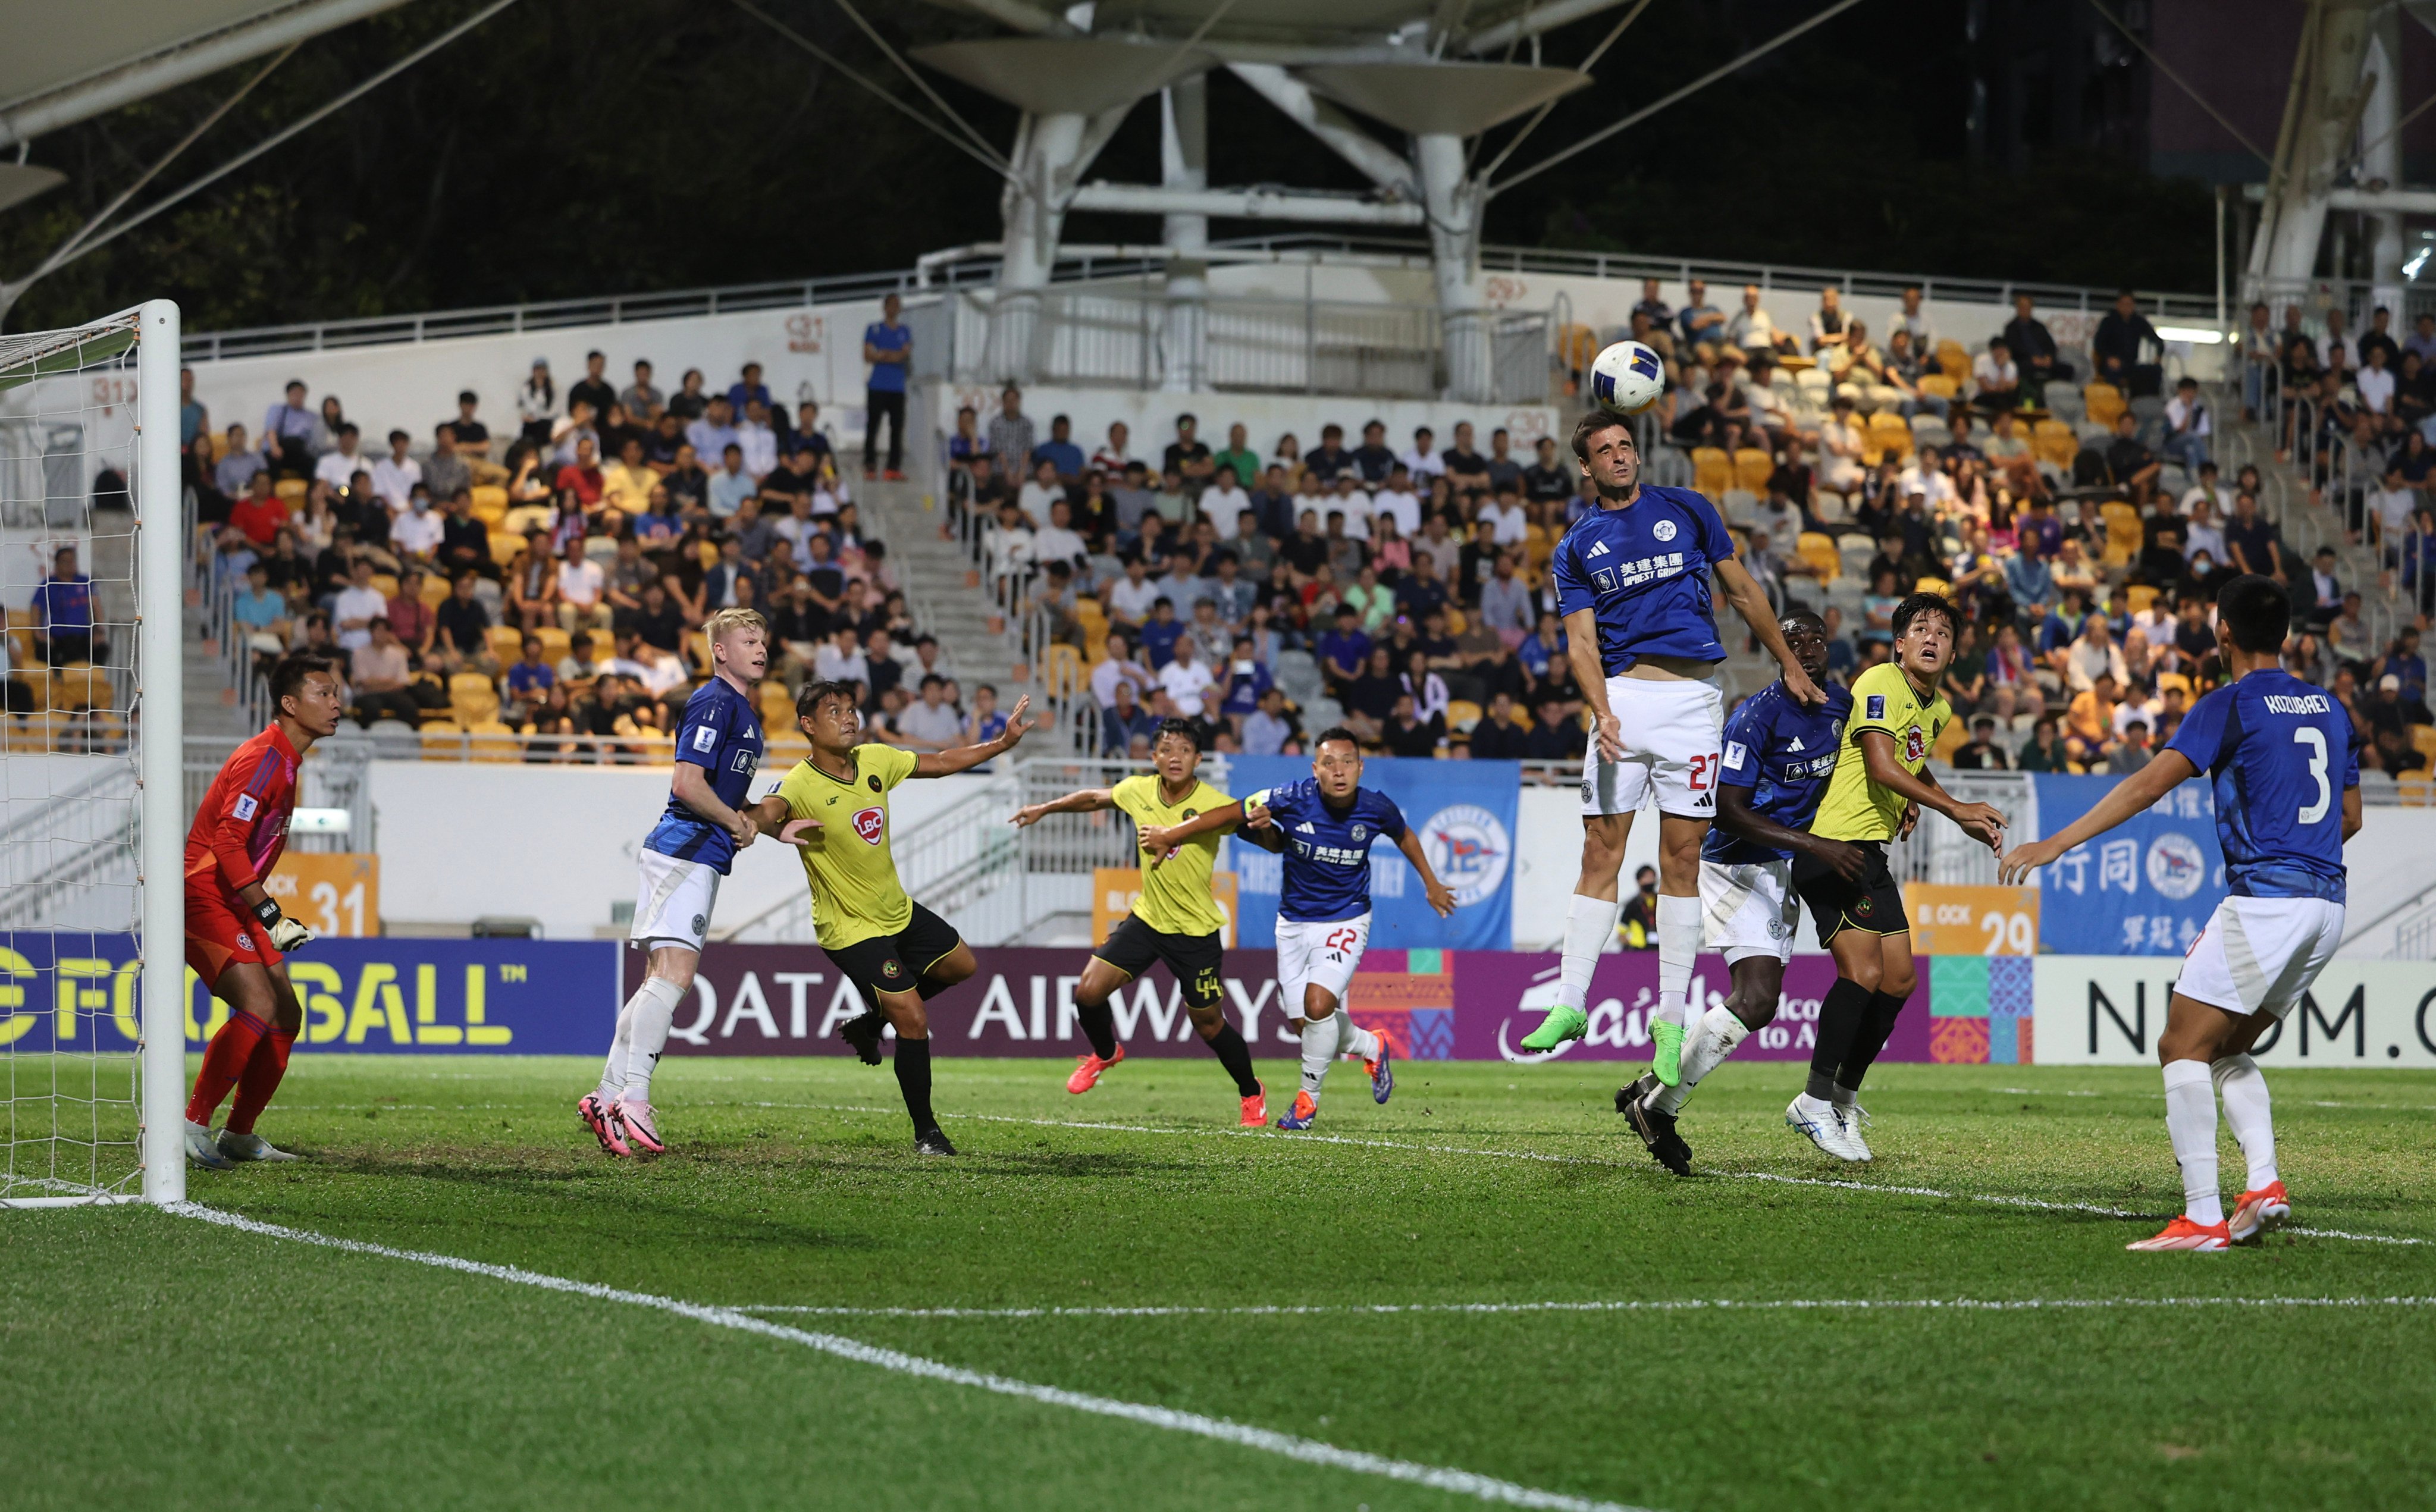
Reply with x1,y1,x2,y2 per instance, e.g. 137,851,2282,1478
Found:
0,302,185,1207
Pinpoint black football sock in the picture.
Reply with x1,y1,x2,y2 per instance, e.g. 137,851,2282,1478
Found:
1205,1022,1261,1097
892,1037,937,1132
1836,990,1913,1096
1805,977,1876,1103
1076,1000,1118,1061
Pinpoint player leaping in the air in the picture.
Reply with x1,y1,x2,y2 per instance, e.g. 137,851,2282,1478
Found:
183,653,343,1168
1518,412,1824,1093
742,680,1036,1155
1011,718,1284,1125
1133,727,1457,1130
2002,576,2356,1251
1788,592,2007,1162
1617,610,1862,1174
581,606,770,1158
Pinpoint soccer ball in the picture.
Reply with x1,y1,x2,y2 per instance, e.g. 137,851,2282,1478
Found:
1588,340,1666,416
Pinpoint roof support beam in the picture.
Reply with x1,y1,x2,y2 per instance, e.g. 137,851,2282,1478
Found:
1068,182,1425,225
0,0,412,150
1459,0,1631,57
1225,62,1415,195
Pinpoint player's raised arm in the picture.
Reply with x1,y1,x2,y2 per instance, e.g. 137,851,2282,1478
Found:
914,695,1036,777
1137,799,1248,862
1714,556,1823,707
1392,826,1457,917
1717,781,1869,883
1010,783,1114,827
1857,730,2008,850
1998,749,2198,883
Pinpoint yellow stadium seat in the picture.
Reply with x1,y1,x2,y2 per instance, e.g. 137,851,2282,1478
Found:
1443,606,1468,635
758,680,797,731
488,531,525,568
1796,531,1841,583
1446,698,1484,732
419,574,452,607
1917,374,1958,400
2102,504,2142,568
1913,576,1952,598
765,732,811,766
487,625,525,663
370,573,399,600
535,626,572,663
46,663,105,712
1935,339,1971,377
274,478,307,501
1732,448,1773,493
2411,724,2436,763
1042,642,1086,699
1865,413,1913,463
448,671,499,727
1933,714,1970,761
1691,447,1731,499
2155,671,2193,697
466,719,519,763
2399,771,2435,808
2125,584,2159,617
470,484,509,515
418,720,465,757
2083,382,2125,427
5,714,61,752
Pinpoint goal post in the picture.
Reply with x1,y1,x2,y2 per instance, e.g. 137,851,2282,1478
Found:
0,299,184,1208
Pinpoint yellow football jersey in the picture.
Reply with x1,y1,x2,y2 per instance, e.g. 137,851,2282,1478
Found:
1811,661,1951,842
1111,773,1233,936
772,743,921,949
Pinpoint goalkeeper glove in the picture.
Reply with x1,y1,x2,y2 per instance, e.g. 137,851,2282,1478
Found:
251,897,315,953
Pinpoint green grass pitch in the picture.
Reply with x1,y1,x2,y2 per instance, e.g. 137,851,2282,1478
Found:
10,1055,2435,1511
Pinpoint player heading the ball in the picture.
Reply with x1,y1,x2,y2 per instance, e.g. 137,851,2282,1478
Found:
2001,575,2356,1251
1518,410,1824,1094
743,681,1037,1156
1012,719,1286,1125
1130,727,1458,1130
183,653,346,1169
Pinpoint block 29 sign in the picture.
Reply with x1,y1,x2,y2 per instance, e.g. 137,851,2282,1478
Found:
1904,884,2037,956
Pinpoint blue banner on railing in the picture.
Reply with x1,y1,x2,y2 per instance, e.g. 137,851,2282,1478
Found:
1220,755,1517,951
2030,774,2227,955
0,933,618,1055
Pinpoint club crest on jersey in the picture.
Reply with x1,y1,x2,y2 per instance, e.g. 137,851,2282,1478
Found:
1652,519,1678,542
867,774,882,792
852,807,885,843
1350,824,1367,840
1904,725,1926,762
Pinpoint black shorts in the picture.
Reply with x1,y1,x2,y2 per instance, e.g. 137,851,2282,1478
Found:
823,901,963,1003
1093,915,1225,1009
1790,840,1907,945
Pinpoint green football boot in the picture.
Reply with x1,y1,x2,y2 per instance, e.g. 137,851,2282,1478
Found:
1649,1017,1686,1087
1519,1004,1589,1052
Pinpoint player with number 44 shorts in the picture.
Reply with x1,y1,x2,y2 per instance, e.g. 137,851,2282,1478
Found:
2004,575,2353,1251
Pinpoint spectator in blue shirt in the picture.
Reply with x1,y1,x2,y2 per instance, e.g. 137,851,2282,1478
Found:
215,425,266,497
1219,635,1272,720
1098,678,1157,756
230,561,289,655
506,635,556,705
1031,414,1086,484
862,293,911,479
260,380,317,476
1678,278,1725,350
2004,540,2055,608
1516,611,1564,678
32,545,101,667
1316,603,1370,692
725,362,771,418
1138,598,1184,669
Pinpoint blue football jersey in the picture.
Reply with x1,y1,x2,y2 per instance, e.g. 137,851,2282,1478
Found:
1247,779,1409,924
644,678,765,874
1550,484,1736,673
2162,670,2356,902
1704,680,1855,865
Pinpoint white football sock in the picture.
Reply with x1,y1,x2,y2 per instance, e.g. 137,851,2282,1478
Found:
1299,1016,1335,1098
598,999,634,1100
2162,1059,2222,1226
2212,1054,2277,1190
1650,1006,1749,1115
620,975,689,1102
1654,893,1701,1029
1337,1014,1381,1063
1556,892,1622,1011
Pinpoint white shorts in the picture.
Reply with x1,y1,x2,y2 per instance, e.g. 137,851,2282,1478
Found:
630,849,722,953
1699,857,1798,965
1581,675,1725,819
2175,895,2346,1021
1275,914,1371,1016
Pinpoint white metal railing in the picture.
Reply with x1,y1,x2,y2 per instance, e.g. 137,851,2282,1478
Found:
1887,772,2037,886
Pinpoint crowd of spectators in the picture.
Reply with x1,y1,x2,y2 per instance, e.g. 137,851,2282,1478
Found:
180,303,1006,758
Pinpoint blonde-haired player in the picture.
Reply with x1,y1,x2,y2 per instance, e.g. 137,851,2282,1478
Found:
580,606,772,1157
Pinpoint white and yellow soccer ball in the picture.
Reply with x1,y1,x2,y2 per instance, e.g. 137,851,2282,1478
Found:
1588,339,1667,416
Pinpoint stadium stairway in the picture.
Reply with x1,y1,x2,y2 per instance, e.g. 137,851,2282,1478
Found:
854,478,1042,719
2215,384,2395,653
182,592,252,741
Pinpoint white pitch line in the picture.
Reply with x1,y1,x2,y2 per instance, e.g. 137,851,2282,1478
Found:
754,1100,2432,1247
730,1294,2436,1320
165,1202,1653,1512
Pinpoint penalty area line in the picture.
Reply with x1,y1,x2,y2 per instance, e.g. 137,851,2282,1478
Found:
726,1294,2436,1321
761,1101,2430,1247
163,1202,1653,1512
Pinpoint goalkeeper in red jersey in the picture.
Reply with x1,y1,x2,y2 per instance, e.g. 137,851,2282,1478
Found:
181,653,343,1169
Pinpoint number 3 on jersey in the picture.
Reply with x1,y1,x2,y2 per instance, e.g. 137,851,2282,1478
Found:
2294,727,2330,824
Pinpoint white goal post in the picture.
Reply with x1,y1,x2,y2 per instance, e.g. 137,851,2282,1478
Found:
0,299,184,1208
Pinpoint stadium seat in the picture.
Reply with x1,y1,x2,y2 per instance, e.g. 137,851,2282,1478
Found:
1043,643,1085,700
371,573,400,600
765,731,811,766
1444,605,1468,635
1691,447,1731,498
535,626,572,664
2042,379,2084,419
1865,413,1912,463
1933,714,1970,761
46,663,105,711
2125,585,2159,617
488,531,524,567
2400,771,2435,808
419,574,452,607
5,714,61,752
2412,724,2436,765
757,679,795,731
2083,382,2125,428
487,625,524,664
1792,366,1832,396
449,672,500,727
1446,698,1483,732
1811,491,1849,525
274,478,307,501
466,720,519,763
2101,504,2142,568
2031,420,2078,468
1719,489,1758,526
1935,339,1971,378
2155,670,2192,697
1797,531,1841,582
1732,447,1773,492
470,484,509,517
582,536,619,567
418,720,465,757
